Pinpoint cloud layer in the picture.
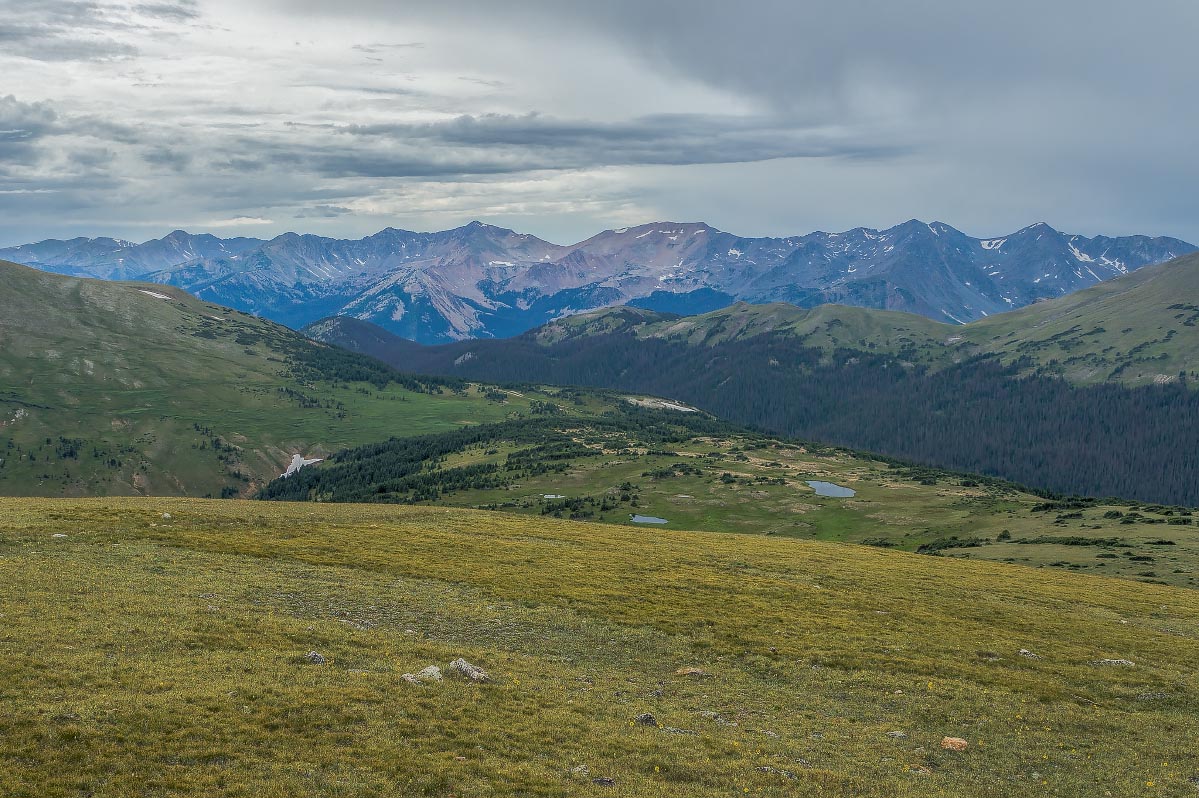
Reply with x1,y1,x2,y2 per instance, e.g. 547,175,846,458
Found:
1,0,1196,246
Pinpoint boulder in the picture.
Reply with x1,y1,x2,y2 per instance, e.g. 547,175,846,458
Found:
401,665,442,684
449,658,490,682
940,736,968,751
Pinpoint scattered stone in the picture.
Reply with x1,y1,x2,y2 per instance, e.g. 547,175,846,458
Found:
634,712,657,726
754,765,797,780
1018,648,1041,659
1090,658,1135,667
674,666,710,677
592,776,615,787
886,731,909,739
161,513,172,520
909,765,932,775
303,651,327,665
449,658,490,682
51,533,68,538
940,737,968,752
1136,692,1169,701
760,729,780,739
661,726,696,735
570,764,590,778
401,665,442,684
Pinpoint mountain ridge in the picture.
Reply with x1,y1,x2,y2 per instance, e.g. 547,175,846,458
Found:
303,252,1199,503
2,219,1191,342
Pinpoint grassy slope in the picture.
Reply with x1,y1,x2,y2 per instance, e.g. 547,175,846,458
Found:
962,251,1199,384
0,260,553,497
2,497,1196,797
277,418,1199,590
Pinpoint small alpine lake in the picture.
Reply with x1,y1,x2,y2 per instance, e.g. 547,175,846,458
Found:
630,514,669,524
807,480,856,498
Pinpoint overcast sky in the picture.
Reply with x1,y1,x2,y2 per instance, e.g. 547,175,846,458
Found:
1,0,1196,246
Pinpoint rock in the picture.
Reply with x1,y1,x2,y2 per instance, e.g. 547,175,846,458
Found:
1090,658,1135,667
674,666,710,677
940,736,968,751
909,765,932,775
755,765,797,780
886,731,908,739
401,665,442,684
634,712,657,726
51,533,68,538
448,658,490,682
1018,648,1041,659
592,776,615,787
661,726,696,735
161,513,172,520
570,764,590,778
303,651,327,665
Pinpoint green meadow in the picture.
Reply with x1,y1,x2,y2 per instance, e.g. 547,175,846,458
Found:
2,498,1196,797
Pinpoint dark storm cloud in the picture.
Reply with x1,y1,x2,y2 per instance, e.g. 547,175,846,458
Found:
290,0,1197,107
303,112,903,177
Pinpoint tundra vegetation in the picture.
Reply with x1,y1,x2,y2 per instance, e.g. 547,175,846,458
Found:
2,498,1197,797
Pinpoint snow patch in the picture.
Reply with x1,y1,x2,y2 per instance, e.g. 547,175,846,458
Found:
138,289,173,300
281,454,323,478
1067,240,1095,262
980,238,1005,250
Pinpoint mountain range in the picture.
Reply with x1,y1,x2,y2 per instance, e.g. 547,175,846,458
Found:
307,251,1199,503
2,220,1192,343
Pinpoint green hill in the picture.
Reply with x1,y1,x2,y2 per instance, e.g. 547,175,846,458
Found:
0,261,587,497
963,251,1199,383
3,497,1197,796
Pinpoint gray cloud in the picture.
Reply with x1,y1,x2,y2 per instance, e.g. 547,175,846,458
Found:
0,0,198,62
0,95,58,159
1,0,1196,247
295,204,353,218
302,112,904,177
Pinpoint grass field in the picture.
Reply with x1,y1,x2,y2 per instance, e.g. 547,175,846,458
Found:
2,498,1197,796
302,422,1199,591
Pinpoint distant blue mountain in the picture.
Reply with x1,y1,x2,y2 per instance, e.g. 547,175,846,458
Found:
2,219,1192,343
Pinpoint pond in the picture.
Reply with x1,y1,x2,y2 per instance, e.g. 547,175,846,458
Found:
806,480,856,498
630,514,669,524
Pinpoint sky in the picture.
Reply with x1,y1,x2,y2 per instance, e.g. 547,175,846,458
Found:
1,0,1197,247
